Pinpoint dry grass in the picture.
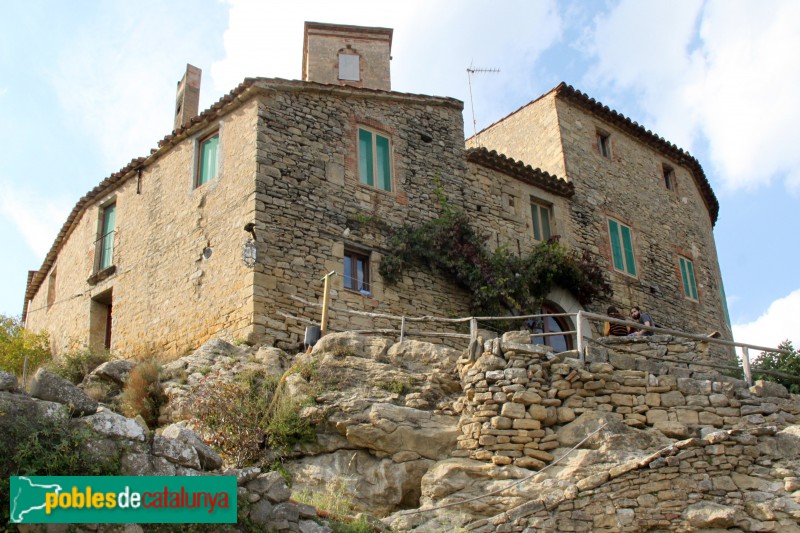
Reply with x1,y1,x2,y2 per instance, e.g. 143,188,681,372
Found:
119,359,165,428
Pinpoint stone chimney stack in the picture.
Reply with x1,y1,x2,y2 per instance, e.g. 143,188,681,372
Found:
174,64,202,131
302,22,393,91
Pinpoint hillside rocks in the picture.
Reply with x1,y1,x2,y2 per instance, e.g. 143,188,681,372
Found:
0,370,18,392
30,368,98,416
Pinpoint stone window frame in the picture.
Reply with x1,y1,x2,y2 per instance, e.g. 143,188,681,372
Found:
596,129,611,158
662,163,676,191
194,126,222,190
678,255,699,302
343,247,371,295
357,124,394,193
530,198,553,242
607,217,638,278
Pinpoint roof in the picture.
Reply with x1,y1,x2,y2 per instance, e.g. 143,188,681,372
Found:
471,82,720,226
23,78,462,313
466,147,574,198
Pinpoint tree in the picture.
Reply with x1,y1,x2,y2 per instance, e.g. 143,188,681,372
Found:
0,314,51,376
752,340,800,394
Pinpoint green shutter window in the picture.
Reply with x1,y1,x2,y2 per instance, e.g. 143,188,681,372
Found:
198,133,219,186
376,134,391,191
620,224,636,276
99,204,116,270
608,219,623,271
358,127,391,191
531,205,542,241
358,129,374,187
680,257,698,300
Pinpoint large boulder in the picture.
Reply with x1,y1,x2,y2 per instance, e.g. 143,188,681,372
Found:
78,409,146,441
0,371,18,392
685,502,736,528
88,360,136,386
385,340,461,372
0,391,68,458
312,332,392,360
30,368,98,416
288,449,434,517
343,403,459,460
162,422,223,470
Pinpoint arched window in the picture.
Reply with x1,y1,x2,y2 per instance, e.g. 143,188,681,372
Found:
527,302,573,352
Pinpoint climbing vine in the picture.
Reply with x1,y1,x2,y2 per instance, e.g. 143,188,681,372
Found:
379,204,611,317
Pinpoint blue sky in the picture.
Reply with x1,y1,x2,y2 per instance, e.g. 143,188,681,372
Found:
1,0,798,349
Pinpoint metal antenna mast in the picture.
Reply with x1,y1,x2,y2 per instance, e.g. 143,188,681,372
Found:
467,62,500,146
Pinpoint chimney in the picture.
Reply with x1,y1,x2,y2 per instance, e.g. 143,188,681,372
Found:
174,64,202,131
302,22,393,91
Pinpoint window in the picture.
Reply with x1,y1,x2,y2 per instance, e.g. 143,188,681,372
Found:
663,164,675,190
597,131,611,158
47,268,56,310
97,203,116,271
344,250,370,293
528,303,573,352
679,256,698,300
339,53,360,81
358,127,392,191
530,201,552,242
608,218,637,276
196,131,220,187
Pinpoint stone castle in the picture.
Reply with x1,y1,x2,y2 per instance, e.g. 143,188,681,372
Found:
23,22,731,358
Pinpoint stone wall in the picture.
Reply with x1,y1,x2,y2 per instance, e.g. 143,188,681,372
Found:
25,99,260,359
455,332,795,470
469,91,731,344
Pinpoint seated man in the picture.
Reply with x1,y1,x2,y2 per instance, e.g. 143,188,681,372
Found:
629,306,654,336
603,306,629,336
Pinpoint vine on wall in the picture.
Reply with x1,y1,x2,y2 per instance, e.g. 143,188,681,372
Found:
378,199,611,316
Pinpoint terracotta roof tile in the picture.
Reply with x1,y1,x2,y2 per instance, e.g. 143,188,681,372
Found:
466,147,574,198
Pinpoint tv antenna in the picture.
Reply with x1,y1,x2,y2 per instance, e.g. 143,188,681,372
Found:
467,62,500,146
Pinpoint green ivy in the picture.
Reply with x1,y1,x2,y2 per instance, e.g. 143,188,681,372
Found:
379,206,611,316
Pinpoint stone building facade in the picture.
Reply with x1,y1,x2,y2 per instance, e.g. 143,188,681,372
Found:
23,22,730,359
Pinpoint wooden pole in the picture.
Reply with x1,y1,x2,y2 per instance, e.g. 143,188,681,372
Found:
741,347,752,386
319,270,336,336
400,316,406,342
576,311,585,363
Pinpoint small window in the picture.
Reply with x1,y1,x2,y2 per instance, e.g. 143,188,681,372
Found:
339,53,360,81
663,164,675,190
344,249,370,294
597,131,611,158
608,218,636,276
97,203,116,271
47,268,57,310
358,127,392,191
531,201,552,242
679,256,698,300
196,131,220,187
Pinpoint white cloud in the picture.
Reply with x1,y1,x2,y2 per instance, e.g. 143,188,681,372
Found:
584,0,800,193
733,288,800,349
0,182,71,258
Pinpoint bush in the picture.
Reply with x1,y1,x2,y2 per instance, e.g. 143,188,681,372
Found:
0,314,50,377
47,347,111,384
119,359,166,428
0,413,121,529
752,340,800,394
192,368,315,468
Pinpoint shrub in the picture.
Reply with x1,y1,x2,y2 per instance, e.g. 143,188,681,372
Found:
0,314,50,377
119,359,166,428
0,412,121,528
293,477,356,519
47,347,111,384
752,340,800,394
192,368,315,468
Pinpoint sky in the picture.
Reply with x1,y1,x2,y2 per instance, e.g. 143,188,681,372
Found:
1,0,798,350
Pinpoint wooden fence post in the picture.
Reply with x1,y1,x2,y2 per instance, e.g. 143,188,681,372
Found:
741,347,752,386
576,311,585,363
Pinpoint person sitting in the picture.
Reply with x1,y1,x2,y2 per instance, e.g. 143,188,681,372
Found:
603,306,629,336
629,306,654,336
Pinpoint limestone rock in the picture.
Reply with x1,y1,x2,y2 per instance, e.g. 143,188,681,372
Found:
79,410,146,441
685,502,736,528
655,421,689,439
121,453,176,476
245,472,291,503
88,360,136,386
750,379,789,399
152,434,201,468
312,332,392,360
0,370,18,392
30,368,98,416
386,340,461,372
252,346,289,376
344,403,459,460
161,422,222,470
0,391,67,459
